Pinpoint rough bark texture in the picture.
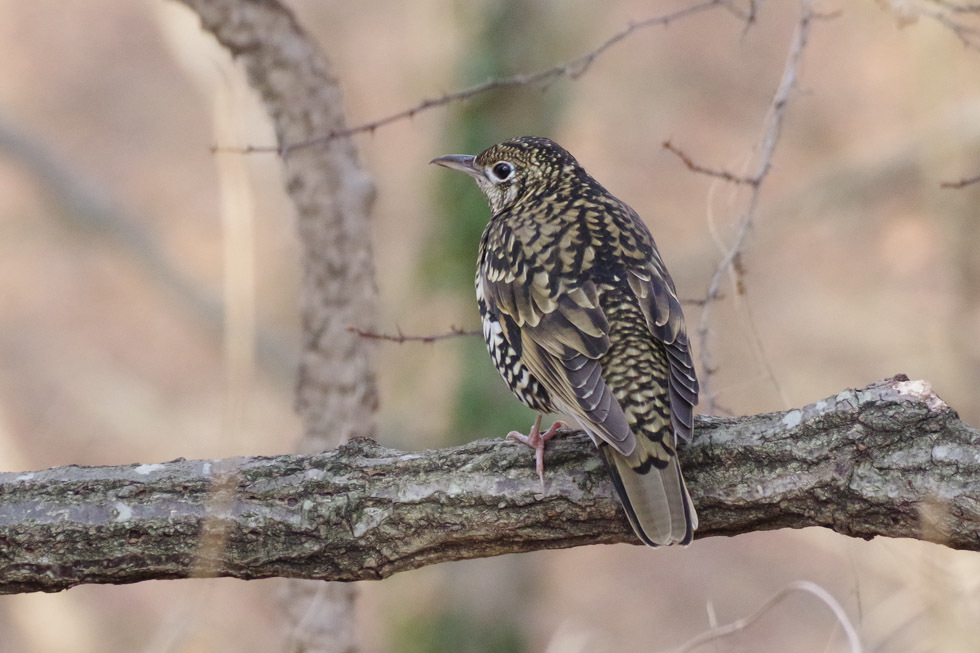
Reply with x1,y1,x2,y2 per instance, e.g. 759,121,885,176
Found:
1,376,976,595
174,1,377,651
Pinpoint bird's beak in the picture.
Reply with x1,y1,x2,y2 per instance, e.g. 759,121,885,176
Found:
429,154,480,177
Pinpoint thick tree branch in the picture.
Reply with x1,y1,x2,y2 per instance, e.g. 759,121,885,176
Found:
0,375,976,595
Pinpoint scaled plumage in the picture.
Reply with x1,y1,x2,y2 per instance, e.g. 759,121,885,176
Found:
431,136,698,546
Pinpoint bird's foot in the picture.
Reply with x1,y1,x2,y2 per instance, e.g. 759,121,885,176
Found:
508,417,566,490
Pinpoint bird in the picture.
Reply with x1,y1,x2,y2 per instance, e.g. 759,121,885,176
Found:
430,136,698,546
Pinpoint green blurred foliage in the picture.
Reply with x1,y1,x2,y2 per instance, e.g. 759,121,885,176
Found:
423,0,575,444
391,609,526,653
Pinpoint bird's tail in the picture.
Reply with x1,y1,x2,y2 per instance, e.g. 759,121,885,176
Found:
597,435,697,546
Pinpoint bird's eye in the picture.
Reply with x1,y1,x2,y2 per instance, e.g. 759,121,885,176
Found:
490,161,515,182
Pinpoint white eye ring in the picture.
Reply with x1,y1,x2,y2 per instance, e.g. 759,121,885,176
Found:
489,161,515,182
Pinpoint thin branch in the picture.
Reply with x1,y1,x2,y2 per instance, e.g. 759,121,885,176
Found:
662,140,760,186
720,0,760,26
695,0,815,413
671,581,863,653
347,325,479,344
680,296,717,307
879,1,980,49
940,173,980,188
215,1,729,156
935,1,980,10
918,1,980,49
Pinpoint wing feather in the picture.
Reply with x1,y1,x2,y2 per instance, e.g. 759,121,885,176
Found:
483,267,635,453
625,251,699,444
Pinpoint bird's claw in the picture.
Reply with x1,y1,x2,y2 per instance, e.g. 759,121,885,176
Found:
508,419,566,490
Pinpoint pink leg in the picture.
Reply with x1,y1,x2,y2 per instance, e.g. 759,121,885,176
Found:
508,414,565,487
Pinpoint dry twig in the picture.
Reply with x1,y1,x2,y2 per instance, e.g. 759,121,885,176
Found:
662,140,760,186
213,1,732,156
940,173,980,188
671,580,862,653
913,1,980,49
347,325,479,344
694,0,815,413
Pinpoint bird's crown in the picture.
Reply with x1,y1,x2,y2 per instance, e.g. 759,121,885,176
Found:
474,136,578,175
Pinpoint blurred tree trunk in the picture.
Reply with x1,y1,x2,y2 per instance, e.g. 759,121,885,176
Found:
175,1,377,651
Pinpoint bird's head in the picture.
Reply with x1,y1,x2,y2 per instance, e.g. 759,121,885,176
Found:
431,136,581,214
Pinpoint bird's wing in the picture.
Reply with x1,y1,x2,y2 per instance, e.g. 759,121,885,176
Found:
623,249,699,444
482,269,635,454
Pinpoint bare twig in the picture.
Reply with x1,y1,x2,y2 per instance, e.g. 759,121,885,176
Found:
881,0,980,49
921,1,980,49
935,1,980,10
695,0,815,413
662,140,760,186
720,0,760,26
347,325,479,344
671,580,863,653
929,15,980,49
680,296,716,307
940,173,980,188
215,1,729,156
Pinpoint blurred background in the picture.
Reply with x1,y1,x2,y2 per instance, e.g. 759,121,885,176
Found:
1,0,979,651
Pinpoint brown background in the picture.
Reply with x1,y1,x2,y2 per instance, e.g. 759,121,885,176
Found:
0,1,978,651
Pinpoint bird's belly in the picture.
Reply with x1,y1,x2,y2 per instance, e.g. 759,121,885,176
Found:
478,301,553,413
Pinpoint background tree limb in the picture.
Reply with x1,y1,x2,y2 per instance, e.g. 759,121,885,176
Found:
175,0,379,650
1,375,975,595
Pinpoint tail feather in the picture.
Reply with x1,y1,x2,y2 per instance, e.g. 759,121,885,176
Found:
598,439,697,546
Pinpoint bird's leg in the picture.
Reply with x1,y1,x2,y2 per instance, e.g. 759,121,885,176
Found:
508,414,565,488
